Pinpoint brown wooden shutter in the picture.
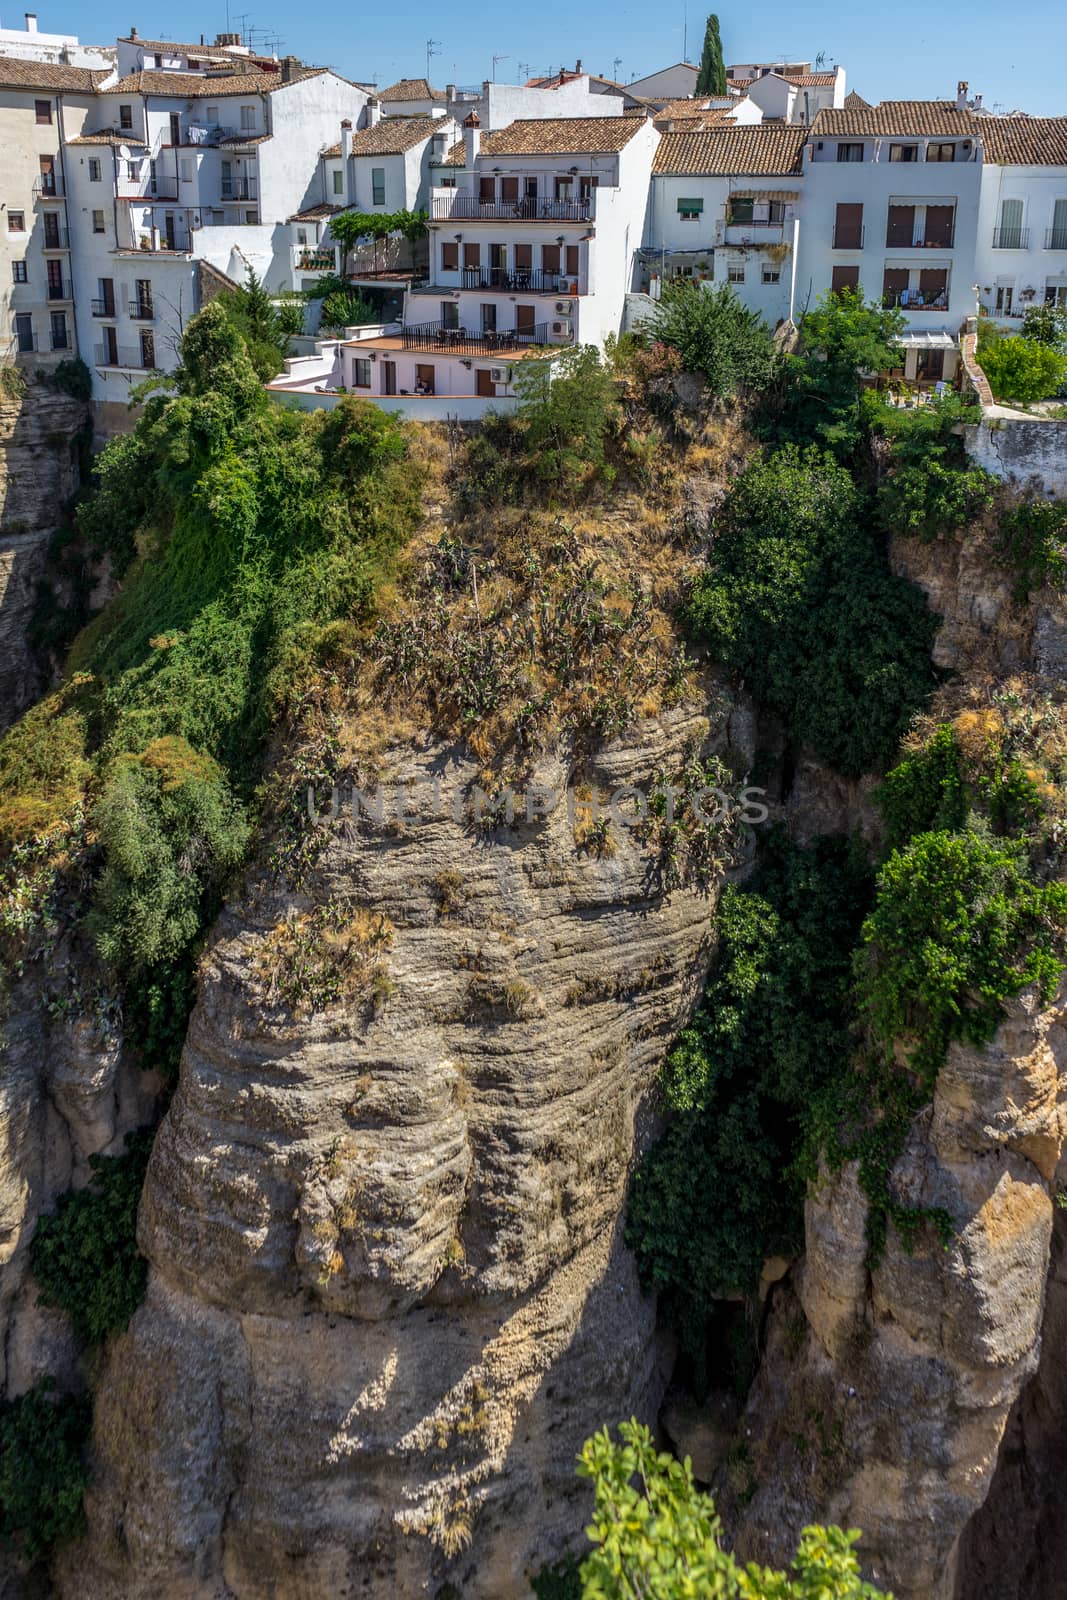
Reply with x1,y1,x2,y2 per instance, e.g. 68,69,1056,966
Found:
834,202,863,248
886,204,915,247
923,206,954,247
831,264,860,294
441,242,458,270
501,176,519,202
479,176,495,201
514,242,532,269
515,303,536,332
542,243,561,273
919,268,948,302
882,266,909,304
565,244,580,276
463,242,481,268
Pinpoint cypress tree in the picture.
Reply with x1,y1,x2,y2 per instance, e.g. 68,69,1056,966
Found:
695,14,727,95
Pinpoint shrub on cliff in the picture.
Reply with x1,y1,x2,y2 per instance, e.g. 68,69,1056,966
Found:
653,281,778,401
575,1420,889,1599
685,447,937,775
766,289,905,457
31,1130,153,1344
866,394,995,542
976,327,1067,403
0,1380,90,1560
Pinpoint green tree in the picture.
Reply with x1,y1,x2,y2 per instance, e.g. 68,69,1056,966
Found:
515,345,621,487
976,332,1067,403
695,14,727,95
577,1420,889,1599
685,446,936,774
214,268,298,382
1020,299,1067,349
770,289,905,456
319,288,379,333
653,281,777,400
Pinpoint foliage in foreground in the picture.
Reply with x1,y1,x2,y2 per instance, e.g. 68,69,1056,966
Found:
0,1380,90,1561
768,290,904,456
865,392,994,542
685,446,937,775
653,281,778,402
214,268,300,382
574,1420,889,1599
977,322,1067,403
30,1130,154,1344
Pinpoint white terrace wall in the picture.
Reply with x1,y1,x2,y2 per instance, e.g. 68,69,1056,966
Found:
962,418,1067,498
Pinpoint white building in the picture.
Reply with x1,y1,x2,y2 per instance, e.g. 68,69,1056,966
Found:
374,77,446,118
728,62,846,125
0,53,102,368
0,11,113,70
63,62,369,406
794,97,984,381
653,96,762,133
644,126,806,324
625,63,698,104
974,118,1067,321
273,112,659,412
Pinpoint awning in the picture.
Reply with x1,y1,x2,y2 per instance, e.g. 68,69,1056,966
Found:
892,330,958,350
728,189,800,202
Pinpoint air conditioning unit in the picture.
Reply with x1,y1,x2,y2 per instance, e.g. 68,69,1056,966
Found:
552,318,573,337
554,299,572,313
489,364,511,384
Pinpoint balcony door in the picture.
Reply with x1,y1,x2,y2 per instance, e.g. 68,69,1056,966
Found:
46,259,64,300
382,360,397,396
481,303,497,333
38,155,56,194
886,204,915,247
831,264,859,295
834,203,863,249
489,242,506,286
919,268,948,305
924,205,954,247
998,198,1024,249
476,367,496,396
882,266,909,306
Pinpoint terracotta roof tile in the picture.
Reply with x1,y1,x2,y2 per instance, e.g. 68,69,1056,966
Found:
843,90,872,110
980,117,1067,166
0,54,106,92
479,114,649,156
812,101,977,137
101,67,325,95
652,124,806,176
785,71,837,86
440,137,465,166
66,129,148,145
323,115,445,158
288,202,341,221
378,77,444,102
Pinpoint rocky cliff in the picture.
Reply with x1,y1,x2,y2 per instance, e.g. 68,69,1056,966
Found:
61,705,753,1599
0,380,87,732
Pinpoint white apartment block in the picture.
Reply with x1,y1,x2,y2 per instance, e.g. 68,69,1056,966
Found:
975,119,1067,320
295,112,658,408
0,10,113,70
728,62,846,125
0,55,101,367
644,127,807,324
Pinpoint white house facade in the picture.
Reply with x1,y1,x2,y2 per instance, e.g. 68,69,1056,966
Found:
975,119,1067,321
644,126,807,324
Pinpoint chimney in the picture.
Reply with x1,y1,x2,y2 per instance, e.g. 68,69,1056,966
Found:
25,12,38,31
340,119,353,160
366,96,380,127
575,59,582,72
956,79,968,110
129,24,138,38
340,120,353,204
463,109,481,168
280,54,299,83
973,92,983,111
446,82,455,101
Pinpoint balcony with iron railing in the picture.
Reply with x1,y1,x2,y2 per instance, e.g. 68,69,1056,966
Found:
32,173,63,199
882,291,950,312
457,266,575,294
993,227,1030,249
42,224,69,250
831,224,865,249
94,344,145,368
221,178,258,201
129,299,154,321
401,320,551,355
46,278,71,301
886,225,956,249
431,192,594,223
50,328,71,351
1045,229,1067,250
90,298,117,318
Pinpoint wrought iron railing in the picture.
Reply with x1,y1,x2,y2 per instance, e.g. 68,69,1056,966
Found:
90,298,116,317
402,320,550,355
431,194,592,222
1045,229,1067,250
32,174,63,198
460,267,572,293
993,227,1029,249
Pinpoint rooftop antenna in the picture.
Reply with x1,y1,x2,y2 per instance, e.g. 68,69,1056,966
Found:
682,0,688,61
233,10,251,41
518,60,530,82
612,55,622,80
492,52,510,82
426,37,442,81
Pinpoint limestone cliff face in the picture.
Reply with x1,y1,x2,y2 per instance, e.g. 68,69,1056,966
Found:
64,702,754,1598
0,381,87,731
729,982,1067,1600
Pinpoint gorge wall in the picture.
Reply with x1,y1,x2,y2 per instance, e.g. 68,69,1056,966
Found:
0,380,86,732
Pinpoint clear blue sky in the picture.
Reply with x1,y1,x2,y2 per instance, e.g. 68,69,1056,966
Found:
37,1,1067,116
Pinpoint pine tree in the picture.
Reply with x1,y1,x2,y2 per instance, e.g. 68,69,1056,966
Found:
695,14,727,95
